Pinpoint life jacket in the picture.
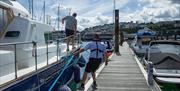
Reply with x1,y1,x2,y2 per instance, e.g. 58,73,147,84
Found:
90,41,104,58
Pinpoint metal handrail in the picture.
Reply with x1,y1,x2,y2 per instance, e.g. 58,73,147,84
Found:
56,34,75,42
0,41,34,46
0,33,81,86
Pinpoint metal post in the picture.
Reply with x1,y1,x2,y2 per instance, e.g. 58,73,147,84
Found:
46,43,49,65
114,10,119,54
34,42,38,70
14,44,17,79
57,40,59,61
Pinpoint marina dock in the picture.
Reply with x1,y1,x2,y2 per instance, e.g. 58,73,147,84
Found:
86,42,153,91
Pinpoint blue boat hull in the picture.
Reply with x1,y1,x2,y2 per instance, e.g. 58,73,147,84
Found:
2,56,80,91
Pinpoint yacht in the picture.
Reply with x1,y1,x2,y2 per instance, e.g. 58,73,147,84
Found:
0,0,82,90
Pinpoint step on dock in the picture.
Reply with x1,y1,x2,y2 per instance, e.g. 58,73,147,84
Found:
87,42,151,91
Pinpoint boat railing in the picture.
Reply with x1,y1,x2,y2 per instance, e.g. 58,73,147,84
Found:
0,33,82,87
0,41,34,46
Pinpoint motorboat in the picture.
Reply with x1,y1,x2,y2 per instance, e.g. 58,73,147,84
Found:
143,40,180,90
131,27,156,56
0,0,66,80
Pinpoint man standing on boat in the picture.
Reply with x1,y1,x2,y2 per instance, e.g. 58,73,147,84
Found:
73,33,108,90
62,13,77,51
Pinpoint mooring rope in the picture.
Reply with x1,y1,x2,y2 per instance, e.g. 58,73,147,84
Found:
48,55,74,91
48,53,82,91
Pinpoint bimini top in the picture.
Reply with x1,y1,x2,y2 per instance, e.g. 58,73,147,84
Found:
137,27,156,37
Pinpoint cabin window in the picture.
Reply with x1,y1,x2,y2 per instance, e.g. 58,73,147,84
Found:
5,31,20,38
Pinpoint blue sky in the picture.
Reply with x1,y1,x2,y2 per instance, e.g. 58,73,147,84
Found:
17,0,180,30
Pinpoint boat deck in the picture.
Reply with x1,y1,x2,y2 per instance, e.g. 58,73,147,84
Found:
0,44,73,86
86,42,152,91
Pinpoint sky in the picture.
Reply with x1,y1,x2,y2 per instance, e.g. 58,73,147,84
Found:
17,0,180,31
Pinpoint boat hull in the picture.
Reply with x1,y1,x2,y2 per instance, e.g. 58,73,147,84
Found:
1,56,79,91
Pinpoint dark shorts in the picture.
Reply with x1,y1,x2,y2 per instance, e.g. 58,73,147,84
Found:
85,58,102,73
65,28,74,37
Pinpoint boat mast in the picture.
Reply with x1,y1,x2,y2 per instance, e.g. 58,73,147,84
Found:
43,1,46,23
31,0,34,19
28,0,31,14
57,5,60,31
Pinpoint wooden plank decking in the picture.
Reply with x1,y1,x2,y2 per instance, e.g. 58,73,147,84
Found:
87,42,151,91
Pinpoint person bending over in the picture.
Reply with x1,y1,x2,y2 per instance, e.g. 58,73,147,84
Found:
73,33,108,90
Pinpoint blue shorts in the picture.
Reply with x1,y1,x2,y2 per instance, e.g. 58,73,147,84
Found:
65,28,74,37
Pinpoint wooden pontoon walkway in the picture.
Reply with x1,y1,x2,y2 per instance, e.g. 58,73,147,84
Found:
87,42,151,91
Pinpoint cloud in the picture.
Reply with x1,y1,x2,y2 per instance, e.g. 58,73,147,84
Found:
135,0,180,22
50,4,72,17
17,0,180,31
77,14,112,30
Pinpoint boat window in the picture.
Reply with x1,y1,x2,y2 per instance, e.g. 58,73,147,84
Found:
5,31,20,37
